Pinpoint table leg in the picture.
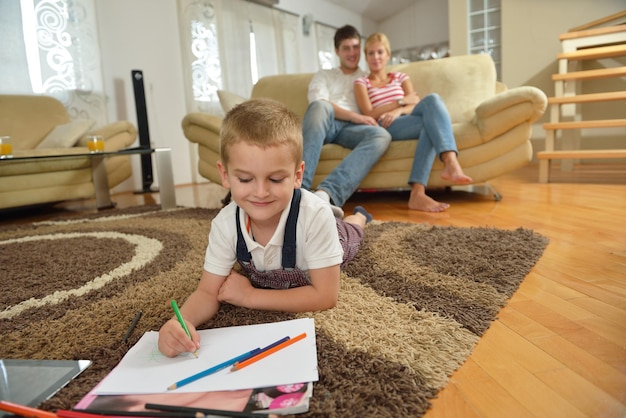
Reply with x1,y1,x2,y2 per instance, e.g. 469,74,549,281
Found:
91,155,114,209
154,148,177,210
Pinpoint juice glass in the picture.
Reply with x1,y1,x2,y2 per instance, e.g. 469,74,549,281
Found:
0,136,12,159
87,135,104,153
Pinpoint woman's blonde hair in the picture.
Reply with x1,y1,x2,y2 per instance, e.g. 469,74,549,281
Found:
219,98,303,169
364,32,391,56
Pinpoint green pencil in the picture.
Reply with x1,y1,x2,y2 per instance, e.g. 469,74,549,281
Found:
170,300,198,358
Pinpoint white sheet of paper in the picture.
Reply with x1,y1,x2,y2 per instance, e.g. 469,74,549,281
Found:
93,317,318,394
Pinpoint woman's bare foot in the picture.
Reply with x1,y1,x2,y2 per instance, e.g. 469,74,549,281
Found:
408,187,450,212
440,152,472,184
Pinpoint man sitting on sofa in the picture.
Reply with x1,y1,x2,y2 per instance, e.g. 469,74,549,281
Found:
302,24,391,217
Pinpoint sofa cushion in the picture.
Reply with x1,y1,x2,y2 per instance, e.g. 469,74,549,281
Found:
0,95,71,150
251,73,313,117
389,54,496,123
36,118,95,149
217,90,246,113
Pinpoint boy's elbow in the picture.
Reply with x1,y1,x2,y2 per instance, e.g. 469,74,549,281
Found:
321,294,338,310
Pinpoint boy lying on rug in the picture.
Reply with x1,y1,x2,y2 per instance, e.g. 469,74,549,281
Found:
158,98,372,357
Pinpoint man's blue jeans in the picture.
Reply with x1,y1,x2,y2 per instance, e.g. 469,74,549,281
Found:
302,101,391,207
385,93,458,186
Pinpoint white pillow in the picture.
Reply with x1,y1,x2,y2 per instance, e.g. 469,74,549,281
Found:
36,119,96,149
217,90,246,113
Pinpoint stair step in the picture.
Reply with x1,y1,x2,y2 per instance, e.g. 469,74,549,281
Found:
548,91,626,104
560,24,626,41
537,149,626,160
558,44,626,61
543,119,626,130
552,66,626,81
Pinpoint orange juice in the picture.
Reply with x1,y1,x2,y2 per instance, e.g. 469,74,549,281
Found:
0,142,11,156
87,136,104,153
0,136,12,158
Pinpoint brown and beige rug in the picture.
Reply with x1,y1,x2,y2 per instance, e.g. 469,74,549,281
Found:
0,206,549,417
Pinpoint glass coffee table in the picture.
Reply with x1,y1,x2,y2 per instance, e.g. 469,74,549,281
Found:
1,147,176,210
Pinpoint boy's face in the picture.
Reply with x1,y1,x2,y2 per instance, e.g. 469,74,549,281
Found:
217,142,303,225
336,37,361,72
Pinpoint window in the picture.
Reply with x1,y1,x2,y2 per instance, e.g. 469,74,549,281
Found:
0,0,107,125
178,0,301,114
468,0,501,80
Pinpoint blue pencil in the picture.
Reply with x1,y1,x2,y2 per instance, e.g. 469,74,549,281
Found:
167,347,261,390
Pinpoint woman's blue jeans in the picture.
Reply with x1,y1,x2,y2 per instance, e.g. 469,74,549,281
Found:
302,100,391,206
385,93,458,186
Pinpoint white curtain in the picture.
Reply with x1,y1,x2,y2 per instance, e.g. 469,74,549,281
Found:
0,0,107,126
177,0,302,114
315,22,338,70
273,9,300,75
177,0,222,114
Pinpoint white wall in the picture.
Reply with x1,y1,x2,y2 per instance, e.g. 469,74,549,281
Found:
378,0,448,52
96,0,189,192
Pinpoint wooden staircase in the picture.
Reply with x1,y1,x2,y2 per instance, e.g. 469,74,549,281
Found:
538,11,626,183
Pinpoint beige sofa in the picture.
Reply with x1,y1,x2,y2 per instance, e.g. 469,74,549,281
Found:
183,54,547,194
0,94,137,210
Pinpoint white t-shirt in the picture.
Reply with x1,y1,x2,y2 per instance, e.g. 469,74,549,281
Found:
307,67,368,113
204,188,343,277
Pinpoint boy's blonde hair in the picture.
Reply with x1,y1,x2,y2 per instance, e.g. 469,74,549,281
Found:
364,32,391,56
220,98,303,169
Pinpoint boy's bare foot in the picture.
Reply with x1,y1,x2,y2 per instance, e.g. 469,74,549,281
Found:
440,152,473,184
408,190,450,212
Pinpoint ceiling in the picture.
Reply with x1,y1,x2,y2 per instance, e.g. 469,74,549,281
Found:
323,0,417,22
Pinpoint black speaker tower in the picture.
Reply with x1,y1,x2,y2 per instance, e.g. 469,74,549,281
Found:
131,69,156,193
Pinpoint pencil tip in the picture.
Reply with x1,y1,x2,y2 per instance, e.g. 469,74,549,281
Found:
167,384,176,390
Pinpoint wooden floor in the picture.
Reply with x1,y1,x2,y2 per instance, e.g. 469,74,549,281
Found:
3,163,625,417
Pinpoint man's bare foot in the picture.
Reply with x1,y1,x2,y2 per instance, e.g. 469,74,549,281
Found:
441,152,472,184
408,191,450,212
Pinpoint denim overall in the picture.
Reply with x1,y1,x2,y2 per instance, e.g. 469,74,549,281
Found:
235,189,311,289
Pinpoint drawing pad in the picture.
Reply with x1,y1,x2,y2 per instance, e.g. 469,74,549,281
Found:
0,359,91,416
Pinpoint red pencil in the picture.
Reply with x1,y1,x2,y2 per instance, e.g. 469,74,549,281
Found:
230,332,307,371
0,400,58,418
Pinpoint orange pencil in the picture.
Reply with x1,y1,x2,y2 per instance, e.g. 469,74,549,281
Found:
231,332,307,371
0,400,58,418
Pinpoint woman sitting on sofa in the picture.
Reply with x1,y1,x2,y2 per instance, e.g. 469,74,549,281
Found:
354,32,472,212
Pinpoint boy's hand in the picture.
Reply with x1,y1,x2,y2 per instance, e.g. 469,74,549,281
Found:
157,317,200,358
217,270,254,307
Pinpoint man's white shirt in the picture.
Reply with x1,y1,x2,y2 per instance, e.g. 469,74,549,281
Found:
307,67,368,112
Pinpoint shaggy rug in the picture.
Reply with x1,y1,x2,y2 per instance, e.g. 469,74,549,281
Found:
0,206,549,417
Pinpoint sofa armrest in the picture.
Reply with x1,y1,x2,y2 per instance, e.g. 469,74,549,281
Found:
77,121,137,151
182,112,222,153
474,86,547,141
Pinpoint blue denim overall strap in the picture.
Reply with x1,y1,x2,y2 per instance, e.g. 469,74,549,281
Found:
235,188,302,269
